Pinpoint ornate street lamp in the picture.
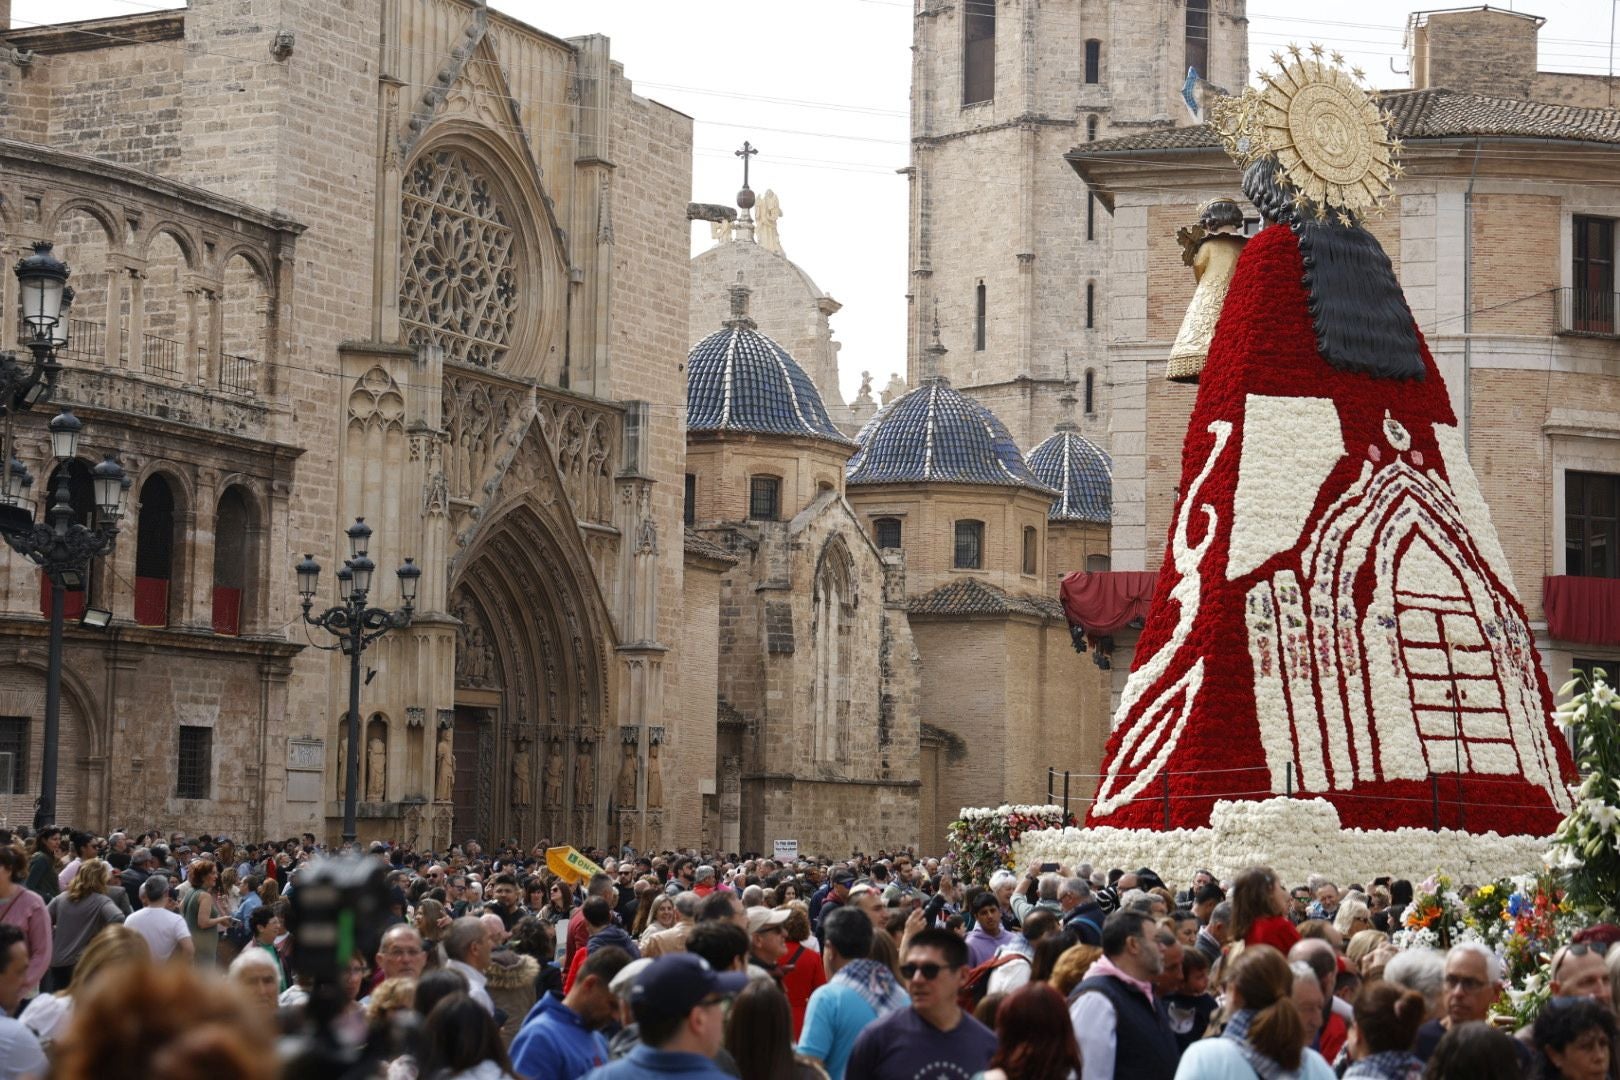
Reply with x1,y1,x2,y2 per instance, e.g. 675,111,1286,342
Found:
0,241,121,829
298,518,421,844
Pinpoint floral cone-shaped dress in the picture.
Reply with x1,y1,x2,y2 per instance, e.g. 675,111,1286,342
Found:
1086,222,1577,834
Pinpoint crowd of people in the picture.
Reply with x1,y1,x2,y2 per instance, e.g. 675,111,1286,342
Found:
0,823,1616,1080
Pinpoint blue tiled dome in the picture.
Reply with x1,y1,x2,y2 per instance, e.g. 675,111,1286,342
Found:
846,378,1050,490
1028,428,1113,523
686,319,851,444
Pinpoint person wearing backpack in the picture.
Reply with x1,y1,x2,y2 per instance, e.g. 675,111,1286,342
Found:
1061,879,1106,947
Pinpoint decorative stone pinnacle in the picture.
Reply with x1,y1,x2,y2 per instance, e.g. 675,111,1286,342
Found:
725,271,756,330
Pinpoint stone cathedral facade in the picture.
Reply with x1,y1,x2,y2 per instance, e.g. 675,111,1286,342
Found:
0,0,692,851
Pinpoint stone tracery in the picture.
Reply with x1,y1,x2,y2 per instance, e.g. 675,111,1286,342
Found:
400,147,521,370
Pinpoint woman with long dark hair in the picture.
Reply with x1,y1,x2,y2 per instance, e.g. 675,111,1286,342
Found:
979,983,1082,1080
1229,867,1301,954
1175,945,1334,1080
723,980,827,1080
419,992,519,1080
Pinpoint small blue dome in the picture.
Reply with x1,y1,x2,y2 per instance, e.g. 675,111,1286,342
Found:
1028,428,1113,523
846,378,1050,490
686,319,850,444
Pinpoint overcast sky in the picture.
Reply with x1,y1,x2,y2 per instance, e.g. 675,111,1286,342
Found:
15,0,1619,401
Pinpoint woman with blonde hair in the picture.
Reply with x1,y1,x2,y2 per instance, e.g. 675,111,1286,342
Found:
1346,929,1389,972
633,891,676,945
45,858,125,990
1334,899,1373,942
1174,945,1335,1080
54,962,276,1080
1049,943,1103,997
20,923,149,1047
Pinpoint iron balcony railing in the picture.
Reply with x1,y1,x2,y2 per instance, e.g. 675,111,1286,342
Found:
1557,287,1620,338
142,333,184,380
219,352,257,396
55,317,106,363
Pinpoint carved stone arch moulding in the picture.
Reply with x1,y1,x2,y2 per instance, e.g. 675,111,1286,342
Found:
398,126,566,382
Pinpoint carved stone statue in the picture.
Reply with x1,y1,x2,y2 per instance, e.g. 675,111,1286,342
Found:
454,602,496,688
881,372,907,405
511,744,533,807
616,742,638,808
434,729,455,803
854,371,874,406
647,741,664,810
544,746,564,808
756,189,784,255
335,731,347,801
574,744,594,806
710,218,732,244
366,737,387,802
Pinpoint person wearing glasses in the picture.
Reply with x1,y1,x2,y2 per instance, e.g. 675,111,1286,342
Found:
844,927,996,1080
584,952,748,1080
1413,943,1531,1069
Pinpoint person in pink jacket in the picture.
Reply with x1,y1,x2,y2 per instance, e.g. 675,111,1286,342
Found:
0,843,52,999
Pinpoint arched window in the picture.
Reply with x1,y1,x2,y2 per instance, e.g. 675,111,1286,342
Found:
135,475,177,627
51,208,113,366
142,230,191,382
1086,282,1096,329
1022,526,1038,575
1086,114,1099,142
1186,0,1210,77
813,540,856,763
963,0,996,104
954,520,984,570
1084,370,1097,414
38,461,97,620
212,487,252,635
1085,40,1102,84
874,517,903,549
220,253,270,396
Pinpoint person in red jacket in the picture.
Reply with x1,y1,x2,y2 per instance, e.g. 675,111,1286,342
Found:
1231,866,1301,956
776,904,826,1038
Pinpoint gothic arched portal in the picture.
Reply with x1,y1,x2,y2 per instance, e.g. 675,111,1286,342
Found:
449,503,613,847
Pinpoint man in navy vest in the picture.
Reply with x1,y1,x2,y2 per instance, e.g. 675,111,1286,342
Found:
1069,909,1181,1080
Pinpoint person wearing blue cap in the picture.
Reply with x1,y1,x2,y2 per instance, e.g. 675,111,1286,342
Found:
583,953,749,1080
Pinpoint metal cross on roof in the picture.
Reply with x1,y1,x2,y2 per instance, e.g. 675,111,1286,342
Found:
735,141,758,189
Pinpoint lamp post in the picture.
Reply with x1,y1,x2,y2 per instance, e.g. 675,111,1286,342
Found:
0,242,129,829
297,518,421,844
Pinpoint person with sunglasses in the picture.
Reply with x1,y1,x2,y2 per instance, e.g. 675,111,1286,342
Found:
844,927,996,1080
1550,941,1613,1004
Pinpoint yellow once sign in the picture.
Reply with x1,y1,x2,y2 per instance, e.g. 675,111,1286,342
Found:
546,845,603,885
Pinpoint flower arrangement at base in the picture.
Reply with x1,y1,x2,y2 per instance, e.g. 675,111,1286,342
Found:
1547,670,1620,919
1392,874,1467,951
948,804,1075,884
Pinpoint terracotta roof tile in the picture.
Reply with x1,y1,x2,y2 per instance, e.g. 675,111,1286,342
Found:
908,577,1064,620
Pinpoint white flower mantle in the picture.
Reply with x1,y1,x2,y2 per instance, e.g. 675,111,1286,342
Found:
1013,797,1549,885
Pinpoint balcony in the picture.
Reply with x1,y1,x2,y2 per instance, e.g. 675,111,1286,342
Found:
219,353,258,397
1556,288,1620,338
1544,575,1620,646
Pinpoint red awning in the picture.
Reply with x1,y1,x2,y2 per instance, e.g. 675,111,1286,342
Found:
1059,570,1159,636
1544,575,1620,647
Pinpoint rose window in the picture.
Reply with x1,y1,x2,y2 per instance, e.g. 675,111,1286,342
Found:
400,149,521,369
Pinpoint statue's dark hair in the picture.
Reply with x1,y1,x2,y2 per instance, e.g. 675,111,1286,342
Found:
1200,198,1246,232
1242,159,1424,380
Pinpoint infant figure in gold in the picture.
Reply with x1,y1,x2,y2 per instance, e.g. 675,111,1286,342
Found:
1167,198,1249,383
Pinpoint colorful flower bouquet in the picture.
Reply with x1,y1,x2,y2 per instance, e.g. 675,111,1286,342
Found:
948,804,1076,884
1548,669,1620,919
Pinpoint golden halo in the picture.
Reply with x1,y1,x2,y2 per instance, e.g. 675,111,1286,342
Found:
1211,47,1397,217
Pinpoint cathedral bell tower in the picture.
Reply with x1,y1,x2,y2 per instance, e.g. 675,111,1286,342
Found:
906,0,1248,447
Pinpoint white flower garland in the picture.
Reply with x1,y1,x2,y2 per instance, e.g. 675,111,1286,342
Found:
1012,797,1550,885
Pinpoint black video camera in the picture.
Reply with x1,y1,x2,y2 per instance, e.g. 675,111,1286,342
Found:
287,853,391,982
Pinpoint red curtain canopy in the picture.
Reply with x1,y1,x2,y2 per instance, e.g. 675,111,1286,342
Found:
1544,575,1620,647
1059,570,1158,636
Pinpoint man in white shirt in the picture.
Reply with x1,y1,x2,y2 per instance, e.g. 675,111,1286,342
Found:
443,915,496,1014
125,875,195,963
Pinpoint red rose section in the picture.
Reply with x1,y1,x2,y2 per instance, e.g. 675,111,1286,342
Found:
1086,224,1577,836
